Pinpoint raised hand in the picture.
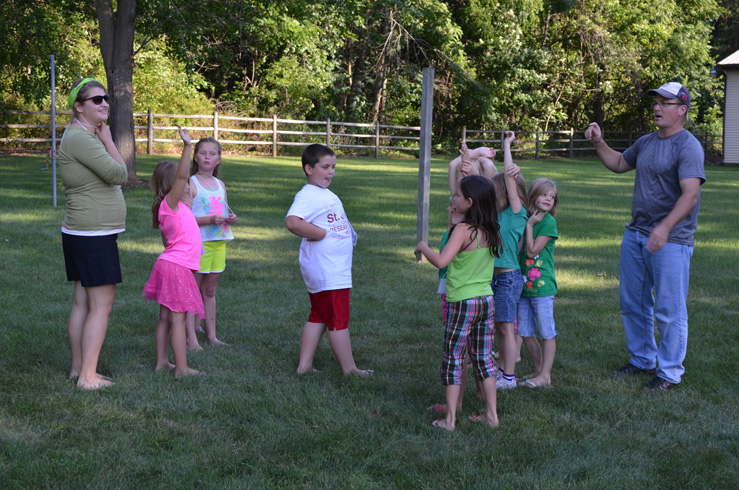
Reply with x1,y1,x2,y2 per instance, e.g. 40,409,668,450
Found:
178,124,191,146
473,146,496,159
504,131,516,145
459,142,471,164
506,163,520,180
585,122,602,144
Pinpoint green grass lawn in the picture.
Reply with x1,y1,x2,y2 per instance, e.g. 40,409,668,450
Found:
0,153,737,488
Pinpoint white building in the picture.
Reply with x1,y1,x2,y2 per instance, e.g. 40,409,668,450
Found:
718,50,739,165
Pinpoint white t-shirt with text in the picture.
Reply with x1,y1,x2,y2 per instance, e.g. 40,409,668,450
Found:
287,184,354,293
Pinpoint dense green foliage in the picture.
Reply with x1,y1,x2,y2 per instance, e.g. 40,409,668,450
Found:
1,154,737,487
1,0,735,146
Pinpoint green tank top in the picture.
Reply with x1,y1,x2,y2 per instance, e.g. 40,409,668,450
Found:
446,235,495,303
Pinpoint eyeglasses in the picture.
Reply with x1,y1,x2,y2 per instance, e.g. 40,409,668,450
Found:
652,101,681,108
82,95,110,105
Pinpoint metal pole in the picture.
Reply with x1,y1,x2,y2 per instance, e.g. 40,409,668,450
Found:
51,54,57,208
416,67,434,262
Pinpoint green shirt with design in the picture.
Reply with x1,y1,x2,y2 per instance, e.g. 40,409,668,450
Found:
520,213,558,297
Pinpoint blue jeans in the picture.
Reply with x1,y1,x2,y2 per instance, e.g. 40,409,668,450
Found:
492,269,524,323
620,228,693,384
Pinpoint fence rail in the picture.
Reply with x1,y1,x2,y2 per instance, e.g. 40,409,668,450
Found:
463,127,722,158
0,110,421,158
0,110,723,159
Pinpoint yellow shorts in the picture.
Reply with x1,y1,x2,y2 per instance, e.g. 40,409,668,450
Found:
199,240,226,273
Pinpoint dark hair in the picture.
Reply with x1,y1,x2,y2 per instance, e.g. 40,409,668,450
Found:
301,144,335,176
459,175,501,258
150,160,178,229
190,137,223,178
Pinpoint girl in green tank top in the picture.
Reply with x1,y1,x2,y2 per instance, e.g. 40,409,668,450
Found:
415,162,503,431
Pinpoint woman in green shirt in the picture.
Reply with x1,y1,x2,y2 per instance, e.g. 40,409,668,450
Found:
59,78,127,390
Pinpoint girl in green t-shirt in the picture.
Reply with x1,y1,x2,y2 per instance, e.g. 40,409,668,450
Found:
518,178,560,389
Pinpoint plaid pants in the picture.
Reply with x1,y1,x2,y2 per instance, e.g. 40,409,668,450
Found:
441,295,497,385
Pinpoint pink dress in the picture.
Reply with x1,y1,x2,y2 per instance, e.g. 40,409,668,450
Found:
142,198,204,318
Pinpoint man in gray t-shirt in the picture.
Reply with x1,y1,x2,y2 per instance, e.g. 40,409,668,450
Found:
585,82,705,392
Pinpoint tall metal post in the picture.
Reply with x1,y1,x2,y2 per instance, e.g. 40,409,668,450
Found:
51,54,57,208
416,67,434,262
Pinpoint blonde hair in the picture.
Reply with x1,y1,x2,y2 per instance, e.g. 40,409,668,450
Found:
492,173,528,211
526,178,559,217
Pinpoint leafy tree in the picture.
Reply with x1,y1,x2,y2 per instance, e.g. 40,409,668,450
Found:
132,40,213,115
0,0,99,110
711,0,739,61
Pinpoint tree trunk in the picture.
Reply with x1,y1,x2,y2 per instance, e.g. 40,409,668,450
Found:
95,0,141,185
593,65,605,128
370,8,392,123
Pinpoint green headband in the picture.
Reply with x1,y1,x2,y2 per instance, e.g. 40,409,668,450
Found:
68,78,101,109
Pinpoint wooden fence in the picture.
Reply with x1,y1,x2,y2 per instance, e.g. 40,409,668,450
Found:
0,110,420,158
463,127,723,158
0,110,723,158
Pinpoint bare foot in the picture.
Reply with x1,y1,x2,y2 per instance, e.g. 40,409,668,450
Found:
519,376,551,388
174,368,204,378
155,362,175,373
468,414,499,427
297,367,320,375
344,368,374,378
206,337,228,346
77,377,114,390
188,344,204,351
430,418,454,431
68,371,79,380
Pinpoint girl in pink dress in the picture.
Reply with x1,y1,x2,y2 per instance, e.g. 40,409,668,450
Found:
142,125,204,377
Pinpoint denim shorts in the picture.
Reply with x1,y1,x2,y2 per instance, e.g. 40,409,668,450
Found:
492,269,524,323
517,295,556,339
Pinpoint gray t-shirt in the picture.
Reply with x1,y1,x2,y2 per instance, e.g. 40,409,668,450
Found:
622,129,705,245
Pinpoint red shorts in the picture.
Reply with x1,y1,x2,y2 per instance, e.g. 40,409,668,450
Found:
308,289,351,331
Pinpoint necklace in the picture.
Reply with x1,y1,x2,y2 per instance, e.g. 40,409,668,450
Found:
197,174,219,191
74,118,98,132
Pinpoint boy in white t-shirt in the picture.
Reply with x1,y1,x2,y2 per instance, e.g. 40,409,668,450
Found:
286,144,374,377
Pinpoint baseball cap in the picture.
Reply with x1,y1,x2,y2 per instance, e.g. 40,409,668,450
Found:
647,82,691,109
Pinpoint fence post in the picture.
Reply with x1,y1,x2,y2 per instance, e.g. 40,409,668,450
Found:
569,127,574,158
462,126,467,144
147,109,153,155
500,128,505,146
326,118,331,147
213,111,219,140
536,129,540,160
375,121,380,159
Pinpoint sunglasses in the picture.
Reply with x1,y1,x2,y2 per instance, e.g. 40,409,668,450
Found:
82,95,110,105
